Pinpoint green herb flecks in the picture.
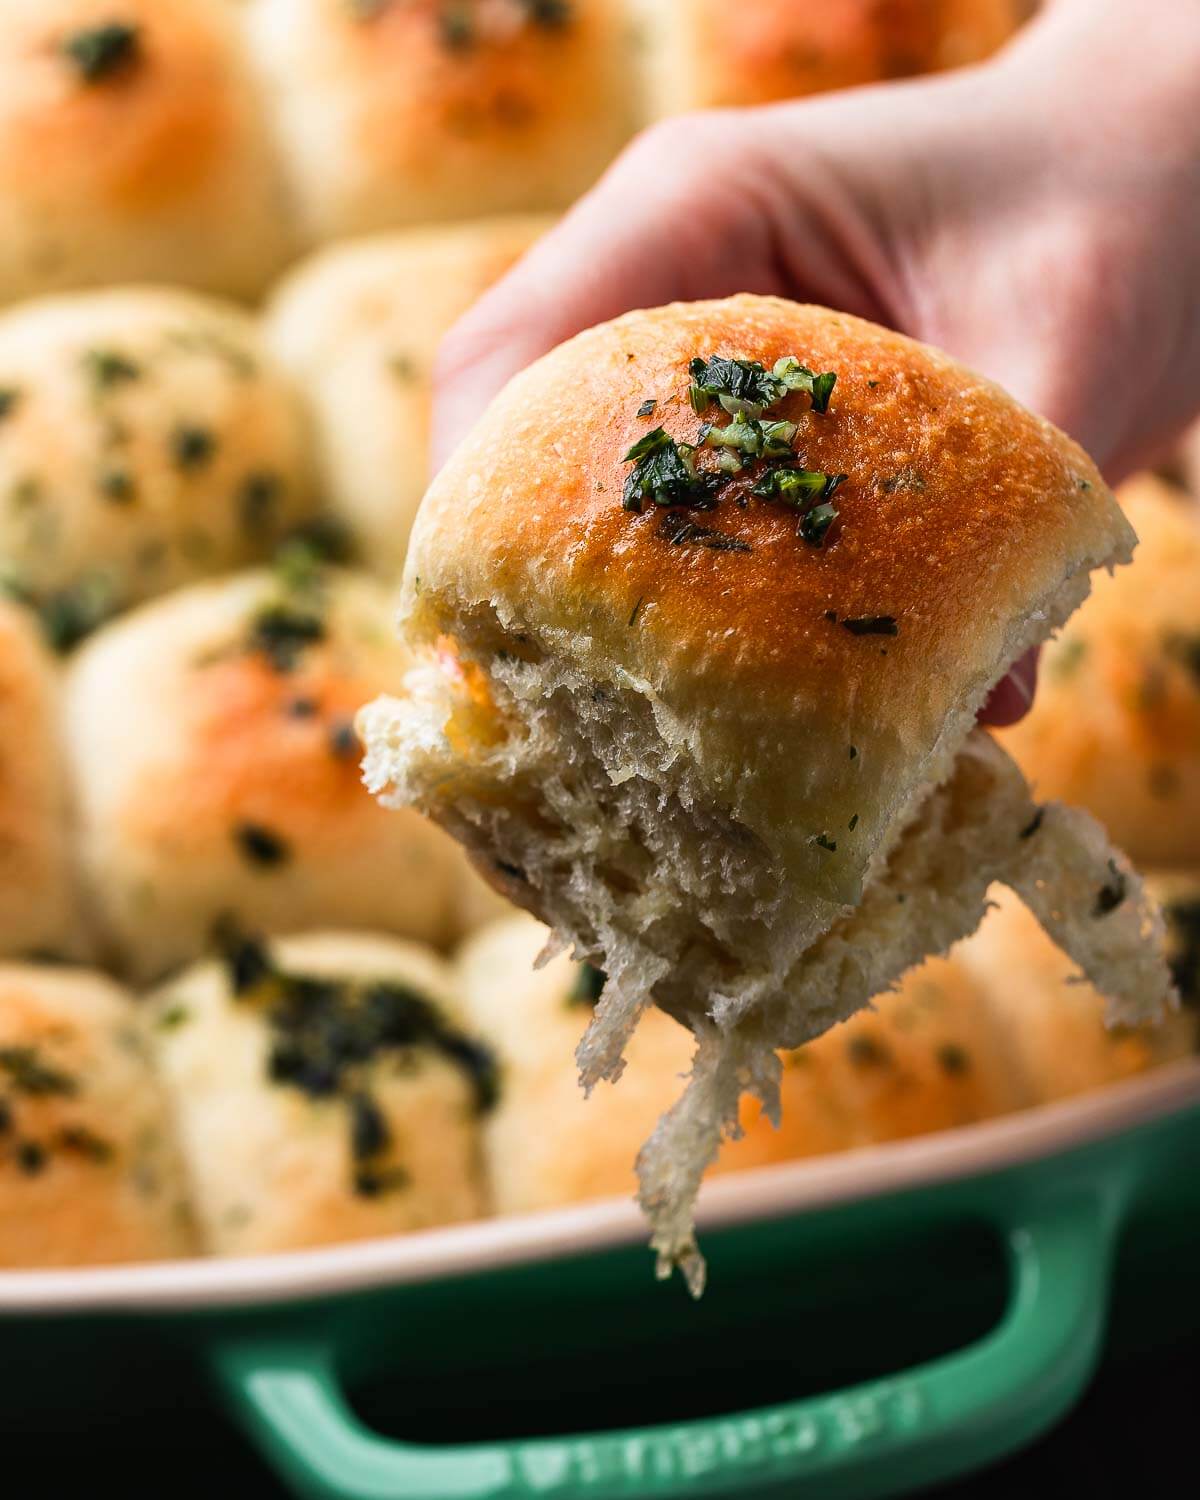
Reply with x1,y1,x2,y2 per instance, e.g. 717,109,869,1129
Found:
622,427,716,514
62,23,141,84
0,388,21,422
233,823,291,869
689,354,837,418
83,349,141,391
847,1035,890,1068
98,467,136,504
937,1044,970,1076
812,833,838,853
0,1047,77,1098
522,0,573,28
36,573,119,653
171,425,217,472
239,472,282,537
248,603,326,672
657,511,751,553
841,615,899,638
439,2,474,50
216,925,498,1195
57,1125,115,1163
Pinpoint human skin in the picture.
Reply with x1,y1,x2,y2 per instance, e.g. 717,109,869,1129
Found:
430,0,1200,726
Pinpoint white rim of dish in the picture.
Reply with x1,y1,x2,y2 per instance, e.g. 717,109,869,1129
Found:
5,1059,1200,1314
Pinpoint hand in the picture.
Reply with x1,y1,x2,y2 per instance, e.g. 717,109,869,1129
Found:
430,0,1200,726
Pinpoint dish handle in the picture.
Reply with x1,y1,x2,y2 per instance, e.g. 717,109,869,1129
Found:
209,1191,1115,1500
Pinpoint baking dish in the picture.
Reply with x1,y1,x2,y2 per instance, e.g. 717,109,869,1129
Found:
3,1058,1199,1500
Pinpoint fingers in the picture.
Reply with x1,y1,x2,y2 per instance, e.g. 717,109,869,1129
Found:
430,113,781,471
978,648,1040,727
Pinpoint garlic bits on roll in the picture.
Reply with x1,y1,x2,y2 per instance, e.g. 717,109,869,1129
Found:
360,295,1177,1291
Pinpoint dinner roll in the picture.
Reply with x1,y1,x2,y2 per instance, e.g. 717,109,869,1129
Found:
1001,475,1200,869
361,294,1173,1287
957,884,1197,1104
0,288,317,644
634,0,1027,115
0,0,291,304
457,914,692,1213
65,560,462,983
0,600,77,960
266,217,551,572
248,0,633,245
151,930,490,1255
0,964,196,1267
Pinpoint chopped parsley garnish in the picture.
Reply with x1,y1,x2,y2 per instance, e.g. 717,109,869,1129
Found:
636,399,657,418
61,23,141,83
522,0,573,27
157,1004,191,1032
568,964,607,1008
847,1035,889,1068
937,1044,970,1076
57,1125,115,1163
841,616,899,637
216,924,498,1194
700,413,797,460
1093,860,1128,918
239,472,282,536
248,602,326,673
98,467,136,504
0,388,21,421
15,1140,47,1176
0,1046,76,1098
689,354,837,417
171,425,217,471
36,574,118,653
83,348,141,390
328,719,359,760
1166,632,1200,686
622,428,715,513
799,502,838,546
812,833,838,853
848,814,859,831
233,823,292,869
657,512,751,553
752,466,842,505
439,3,474,49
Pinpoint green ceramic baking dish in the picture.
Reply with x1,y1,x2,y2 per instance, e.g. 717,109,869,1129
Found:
3,1061,1199,1500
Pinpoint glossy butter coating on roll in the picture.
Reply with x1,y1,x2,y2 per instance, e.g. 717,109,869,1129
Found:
634,0,1027,114
151,931,491,1255
65,561,462,982
361,294,1171,1287
1001,476,1200,869
0,599,78,961
0,0,291,303
0,288,317,642
266,216,551,572
247,0,634,245
0,964,196,1267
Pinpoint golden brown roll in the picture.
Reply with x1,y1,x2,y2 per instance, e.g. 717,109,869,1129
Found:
0,964,196,1267
634,0,1027,115
247,0,634,245
361,293,1173,1287
65,561,462,983
265,217,551,572
457,914,692,1213
723,954,1031,1173
957,884,1197,1103
1001,474,1200,869
0,288,317,642
151,930,490,1255
0,0,292,303
0,599,78,961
